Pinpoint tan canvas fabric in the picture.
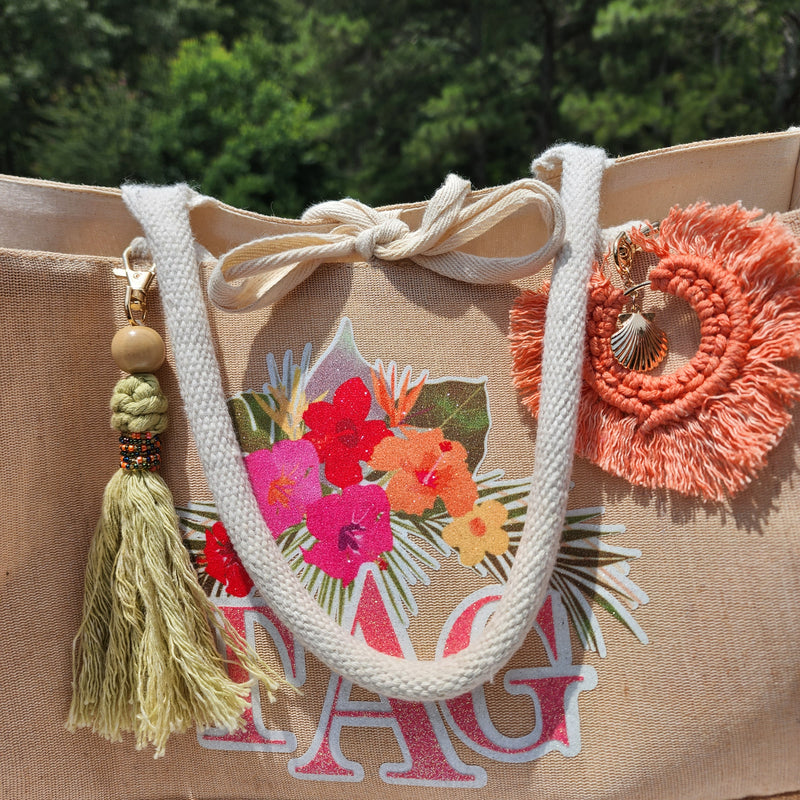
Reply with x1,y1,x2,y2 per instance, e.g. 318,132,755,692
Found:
2,132,800,799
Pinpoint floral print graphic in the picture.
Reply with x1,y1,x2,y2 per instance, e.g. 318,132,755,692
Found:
303,484,393,586
245,439,322,537
303,376,393,488
179,318,650,655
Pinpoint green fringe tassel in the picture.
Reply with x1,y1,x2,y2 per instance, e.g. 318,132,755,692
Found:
68,374,285,758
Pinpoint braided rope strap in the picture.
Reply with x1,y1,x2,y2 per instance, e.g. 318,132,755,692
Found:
122,146,607,702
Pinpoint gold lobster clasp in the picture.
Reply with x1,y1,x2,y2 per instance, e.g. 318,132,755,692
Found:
112,246,156,326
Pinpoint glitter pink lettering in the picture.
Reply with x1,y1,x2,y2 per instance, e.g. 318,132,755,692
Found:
437,588,597,762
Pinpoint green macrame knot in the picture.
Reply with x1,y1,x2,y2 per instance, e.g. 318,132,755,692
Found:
110,373,168,434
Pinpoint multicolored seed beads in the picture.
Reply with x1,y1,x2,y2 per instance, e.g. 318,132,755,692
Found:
119,431,161,471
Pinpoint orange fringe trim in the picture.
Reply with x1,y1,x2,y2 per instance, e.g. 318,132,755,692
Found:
510,203,800,501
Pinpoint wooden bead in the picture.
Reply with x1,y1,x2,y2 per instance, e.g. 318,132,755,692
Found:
111,325,166,373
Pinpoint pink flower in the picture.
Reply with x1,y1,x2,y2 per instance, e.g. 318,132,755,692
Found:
245,439,322,537
302,484,393,586
302,377,393,488
202,521,254,597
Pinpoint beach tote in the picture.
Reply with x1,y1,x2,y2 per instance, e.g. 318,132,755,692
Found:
2,130,800,800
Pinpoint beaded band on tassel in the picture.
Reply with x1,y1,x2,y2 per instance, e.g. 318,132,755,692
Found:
119,432,161,471
67,240,287,758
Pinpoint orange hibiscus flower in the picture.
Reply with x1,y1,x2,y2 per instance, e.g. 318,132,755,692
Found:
369,428,477,517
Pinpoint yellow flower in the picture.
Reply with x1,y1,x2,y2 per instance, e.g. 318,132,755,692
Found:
442,500,510,567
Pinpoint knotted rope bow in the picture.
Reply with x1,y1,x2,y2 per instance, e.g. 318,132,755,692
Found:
208,174,566,312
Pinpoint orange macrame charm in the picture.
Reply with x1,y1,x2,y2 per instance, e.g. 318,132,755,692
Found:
510,203,800,501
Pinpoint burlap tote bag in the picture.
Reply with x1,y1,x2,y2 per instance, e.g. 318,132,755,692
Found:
2,130,800,800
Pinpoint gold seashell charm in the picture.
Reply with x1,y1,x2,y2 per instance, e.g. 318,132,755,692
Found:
611,311,669,372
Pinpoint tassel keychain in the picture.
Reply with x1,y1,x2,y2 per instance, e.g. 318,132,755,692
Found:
67,242,283,757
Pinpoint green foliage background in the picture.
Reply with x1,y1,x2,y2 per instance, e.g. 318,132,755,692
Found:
3,0,798,216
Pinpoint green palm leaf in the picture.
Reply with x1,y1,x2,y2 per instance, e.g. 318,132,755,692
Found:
177,478,649,654
458,480,649,655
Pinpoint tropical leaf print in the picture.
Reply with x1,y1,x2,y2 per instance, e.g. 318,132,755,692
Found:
177,317,649,657
228,342,315,451
177,491,648,655
402,378,490,473
552,524,649,656
304,318,384,421
228,391,280,453
466,491,649,656
177,502,224,599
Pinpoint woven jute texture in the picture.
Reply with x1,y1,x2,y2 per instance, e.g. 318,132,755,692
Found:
1,202,799,800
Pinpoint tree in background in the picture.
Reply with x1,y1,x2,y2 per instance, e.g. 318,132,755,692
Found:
7,0,800,215
0,0,117,174
560,0,800,153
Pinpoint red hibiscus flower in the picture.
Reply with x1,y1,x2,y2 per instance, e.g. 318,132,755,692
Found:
302,483,393,586
302,376,392,488
201,521,254,597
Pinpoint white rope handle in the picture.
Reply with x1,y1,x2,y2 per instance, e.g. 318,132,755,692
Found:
208,174,566,312
122,144,607,701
